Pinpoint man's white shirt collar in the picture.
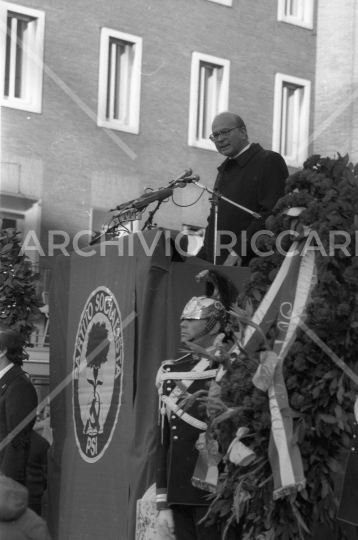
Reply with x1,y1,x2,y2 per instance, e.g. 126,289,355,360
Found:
0,363,14,379
230,142,252,159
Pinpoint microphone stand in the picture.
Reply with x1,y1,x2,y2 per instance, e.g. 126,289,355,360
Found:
209,188,220,265
141,178,189,231
88,221,127,246
89,207,144,246
89,171,194,245
190,178,261,264
141,200,163,231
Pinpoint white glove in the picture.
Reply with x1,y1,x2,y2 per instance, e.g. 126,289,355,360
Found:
157,508,176,540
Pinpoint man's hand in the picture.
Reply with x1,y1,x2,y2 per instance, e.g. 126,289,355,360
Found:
157,508,176,539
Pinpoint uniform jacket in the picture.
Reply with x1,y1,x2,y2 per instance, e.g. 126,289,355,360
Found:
0,365,38,484
156,352,217,509
198,143,288,264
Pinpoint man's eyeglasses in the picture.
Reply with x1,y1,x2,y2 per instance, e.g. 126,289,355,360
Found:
209,126,244,142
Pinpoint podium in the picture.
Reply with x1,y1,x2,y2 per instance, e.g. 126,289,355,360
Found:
47,229,251,540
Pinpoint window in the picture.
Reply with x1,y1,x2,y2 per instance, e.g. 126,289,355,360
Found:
0,192,42,264
277,0,314,29
188,53,230,151
97,28,142,134
1,212,25,233
272,73,311,168
1,2,45,113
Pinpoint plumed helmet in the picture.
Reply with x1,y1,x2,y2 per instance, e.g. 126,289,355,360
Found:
181,296,226,323
180,270,239,338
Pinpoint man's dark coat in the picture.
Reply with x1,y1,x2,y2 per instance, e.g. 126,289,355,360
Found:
0,364,38,483
198,143,288,264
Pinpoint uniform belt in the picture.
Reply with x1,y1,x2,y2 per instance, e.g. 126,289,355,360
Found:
160,370,218,381
162,395,207,430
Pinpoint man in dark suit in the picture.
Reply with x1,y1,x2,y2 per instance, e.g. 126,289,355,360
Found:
156,271,238,540
0,325,38,484
197,112,288,265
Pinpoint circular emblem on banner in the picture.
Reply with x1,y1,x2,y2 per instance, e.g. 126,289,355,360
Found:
72,286,124,463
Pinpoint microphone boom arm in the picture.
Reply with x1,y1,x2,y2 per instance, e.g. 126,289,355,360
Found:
191,179,261,219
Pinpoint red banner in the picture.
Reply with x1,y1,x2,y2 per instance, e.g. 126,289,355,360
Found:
48,230,250,540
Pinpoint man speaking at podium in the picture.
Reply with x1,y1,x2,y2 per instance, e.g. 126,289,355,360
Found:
197,112,288,265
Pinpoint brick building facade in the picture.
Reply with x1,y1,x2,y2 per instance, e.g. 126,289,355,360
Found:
1,0,317,374
314,0,358,163
1,0,317,256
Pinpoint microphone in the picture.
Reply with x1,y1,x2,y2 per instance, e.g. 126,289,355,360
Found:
109,198,136,212
109,170,193,211
169,168,193,185
175,173,200,187
132,187,174,209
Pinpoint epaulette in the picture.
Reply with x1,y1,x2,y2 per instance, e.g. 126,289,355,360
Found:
155,359,175,389
174,353,191,362
155,354,191,388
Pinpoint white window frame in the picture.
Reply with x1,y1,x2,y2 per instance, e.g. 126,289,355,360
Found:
206,0,232,7
272,73,311,168
188,52,230,151
1,2,45,113
97,27,142,134
277,0,314,29
0,196,42,264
